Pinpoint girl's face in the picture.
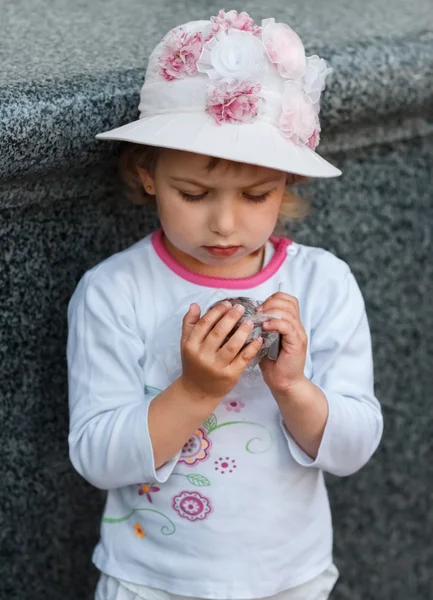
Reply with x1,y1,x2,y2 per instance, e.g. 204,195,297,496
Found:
139,149,287,277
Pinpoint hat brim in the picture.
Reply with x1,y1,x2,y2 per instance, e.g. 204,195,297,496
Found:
96,112,341,178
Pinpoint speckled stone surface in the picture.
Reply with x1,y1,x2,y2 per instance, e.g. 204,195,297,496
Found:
1,1,433,599
288,138,433,599
2,138,432,600
1,0,433,184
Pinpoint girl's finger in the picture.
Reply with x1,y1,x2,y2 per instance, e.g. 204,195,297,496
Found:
259,293,299,316
181,303,201,345
259,301,298,320
201,304,248,352
273,292,299,308
231,336,264,369
262,310,299,328
262,317,301,339
217,318,256,363
186,301,233,345
259,301,298,319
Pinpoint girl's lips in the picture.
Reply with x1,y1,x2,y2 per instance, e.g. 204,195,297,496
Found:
204,246,241,257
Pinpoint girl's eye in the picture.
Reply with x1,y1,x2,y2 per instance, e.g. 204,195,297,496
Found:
180,191,208,202
244,192,271,203
179,191,272,203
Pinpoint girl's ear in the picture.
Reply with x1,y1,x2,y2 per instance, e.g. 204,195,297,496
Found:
137,167,155,195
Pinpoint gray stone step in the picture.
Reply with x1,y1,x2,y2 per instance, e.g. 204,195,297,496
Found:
1,0,432,186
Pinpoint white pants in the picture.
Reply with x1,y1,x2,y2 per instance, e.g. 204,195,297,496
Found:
95,565,339,600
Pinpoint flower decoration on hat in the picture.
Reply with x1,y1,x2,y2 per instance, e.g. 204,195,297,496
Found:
159,28,204,81
156,9,332,150
261,18,306,79
279,80,319,147
197,30,266,91
206,80,262,125
208,9,262,37
261,18,332,149
303,55,333,114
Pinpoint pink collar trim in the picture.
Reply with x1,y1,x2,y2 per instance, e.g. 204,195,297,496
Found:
151,229,292,289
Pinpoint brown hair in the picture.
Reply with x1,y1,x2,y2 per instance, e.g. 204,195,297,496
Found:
119,142,309,222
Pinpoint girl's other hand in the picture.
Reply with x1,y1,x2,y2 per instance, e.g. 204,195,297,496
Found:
180,302,263,402
258,292,308,394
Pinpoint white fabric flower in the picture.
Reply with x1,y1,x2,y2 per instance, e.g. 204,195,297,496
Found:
304,55,333,113
197,30,267,91
279,80,317,145
261,18,306,80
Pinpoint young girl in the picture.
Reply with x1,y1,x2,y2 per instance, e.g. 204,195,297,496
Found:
67,9,383,600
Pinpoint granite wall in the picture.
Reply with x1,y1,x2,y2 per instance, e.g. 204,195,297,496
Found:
2,135,432,600
1,1,433,599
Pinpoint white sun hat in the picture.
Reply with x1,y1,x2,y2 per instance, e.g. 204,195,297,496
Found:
96,9,341,178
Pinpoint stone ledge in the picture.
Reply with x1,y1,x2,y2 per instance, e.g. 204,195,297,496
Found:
1,2,432,190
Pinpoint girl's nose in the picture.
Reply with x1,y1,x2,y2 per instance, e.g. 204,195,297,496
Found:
209,197,237,236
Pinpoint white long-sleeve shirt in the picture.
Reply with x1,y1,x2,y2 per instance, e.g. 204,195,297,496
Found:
67,229,383,600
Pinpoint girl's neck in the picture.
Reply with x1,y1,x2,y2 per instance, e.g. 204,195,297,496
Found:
162,234,266,279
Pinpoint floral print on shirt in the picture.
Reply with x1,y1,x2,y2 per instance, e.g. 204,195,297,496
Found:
138,483,160,502
173,491,212,522
133,522,146,538
179,428,212,466
214,457,237,474
102,384,274,536
223,396,246,413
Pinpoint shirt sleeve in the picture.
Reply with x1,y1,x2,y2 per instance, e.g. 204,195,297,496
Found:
283,269,383,477
67,270,179,490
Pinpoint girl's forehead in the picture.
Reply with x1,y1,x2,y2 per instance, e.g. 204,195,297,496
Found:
158,149,284,184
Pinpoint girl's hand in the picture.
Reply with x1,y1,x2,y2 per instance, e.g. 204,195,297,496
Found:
258,292,308,394
180,301,264,402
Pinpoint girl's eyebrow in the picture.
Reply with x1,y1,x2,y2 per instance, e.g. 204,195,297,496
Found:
169,177,209,186
169,176,281,187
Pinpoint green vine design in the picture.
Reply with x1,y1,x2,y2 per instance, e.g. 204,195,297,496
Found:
103,508,175,536
204,416,273,453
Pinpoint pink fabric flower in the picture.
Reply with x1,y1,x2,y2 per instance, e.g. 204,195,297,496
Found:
279,81,317,145
306,128,321,150
158,29,204,81
206,81,262,125
261,18,306,80
209,9,261,37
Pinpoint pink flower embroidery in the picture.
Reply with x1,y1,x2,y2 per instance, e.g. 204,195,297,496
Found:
261,18,306,80
138,483,160,502
214,457,237,474
223,397,245,413
208,9,261,37
173,491,212,522
138,483,160,503
207,81,262,125
179,428,211,466
279,81,317,145
158,28,204,81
